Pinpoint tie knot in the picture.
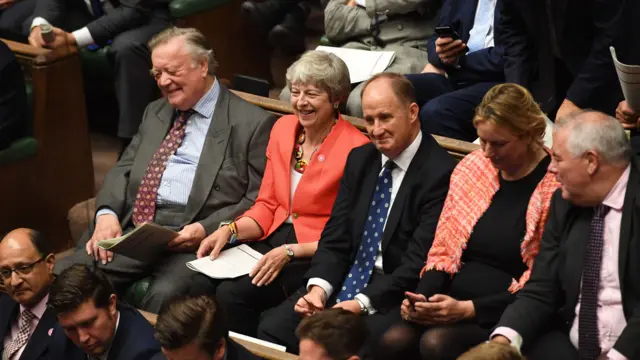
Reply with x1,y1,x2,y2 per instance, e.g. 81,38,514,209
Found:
21,309,35,323
383,160,396,172
176,110,194,123
594,204,610,218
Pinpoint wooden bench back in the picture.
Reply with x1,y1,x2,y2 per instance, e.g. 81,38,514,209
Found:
231,91,479,160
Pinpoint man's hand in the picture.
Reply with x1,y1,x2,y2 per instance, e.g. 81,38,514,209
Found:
333,299,362,314
168,223,206,252
196,226,231,259
294,286,327,317
249,246,290,287
491,335,512,345
29,26,76,49
616,100,640,129
28,26,46,48
555,98,581,121
86,214,122,264
435,37,467,65
0,0,16,10
346,0,357,6
421,63,447,76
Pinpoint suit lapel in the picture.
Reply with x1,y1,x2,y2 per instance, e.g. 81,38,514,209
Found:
381,138,427,253
184,86,232,223
19,309,57,360
618,160,640,293
352,151,382,248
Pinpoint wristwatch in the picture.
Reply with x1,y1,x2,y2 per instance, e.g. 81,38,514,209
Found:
355,297,369,315
283,244,294,261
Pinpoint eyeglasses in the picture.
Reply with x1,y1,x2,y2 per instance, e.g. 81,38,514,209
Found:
0,257,45,280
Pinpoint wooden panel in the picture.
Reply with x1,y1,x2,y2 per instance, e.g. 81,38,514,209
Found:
231,90,480,159
1,39,95,252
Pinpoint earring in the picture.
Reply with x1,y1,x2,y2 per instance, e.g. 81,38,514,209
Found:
333,104,339,110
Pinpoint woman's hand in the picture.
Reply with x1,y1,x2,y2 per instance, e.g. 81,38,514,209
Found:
401,293,474,326
196,226,231,259
249,246,291,287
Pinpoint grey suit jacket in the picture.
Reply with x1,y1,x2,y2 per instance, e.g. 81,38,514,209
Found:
95,84,276,235
31,0,170,45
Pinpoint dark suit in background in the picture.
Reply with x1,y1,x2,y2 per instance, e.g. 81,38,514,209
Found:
55,85,276,312
0,0,36,41
47,305,162,360
0,40,28,151
257,135,455,354
0,295,56,360
495,161,640,359
406,0,505,142
25,0,171,139
499,0,633,117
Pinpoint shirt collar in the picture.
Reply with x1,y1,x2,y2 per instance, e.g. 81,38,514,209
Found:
20,293,48,320
191,78,220,119
602,164,630,211
381,131,422,172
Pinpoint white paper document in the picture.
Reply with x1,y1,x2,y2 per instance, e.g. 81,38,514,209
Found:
97,222,179,263
316,45,396,83
186,244,263,279
230,332,287,352
610,46,640,112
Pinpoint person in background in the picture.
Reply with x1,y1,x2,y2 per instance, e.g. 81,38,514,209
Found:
25,0,171,149
457,343,524,360
0,229,56,360
54,27,276,313
258,73,455,355
195,50,370,337
491,111,640,360
0,40,28,152
156,295,259,360
379,83,558,359
297,309,369,360
47,264,163,360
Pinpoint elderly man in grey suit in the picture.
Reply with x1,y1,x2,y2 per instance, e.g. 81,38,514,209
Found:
280,0,440,117
55,27,276,313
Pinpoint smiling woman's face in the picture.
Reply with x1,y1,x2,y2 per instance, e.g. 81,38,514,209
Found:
290,83,336,130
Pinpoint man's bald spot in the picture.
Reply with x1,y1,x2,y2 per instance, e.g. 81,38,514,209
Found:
0,228,45,256
361,73,417,107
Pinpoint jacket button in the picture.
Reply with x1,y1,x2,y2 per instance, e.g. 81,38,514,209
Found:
293,213,299,219
214,184,220,191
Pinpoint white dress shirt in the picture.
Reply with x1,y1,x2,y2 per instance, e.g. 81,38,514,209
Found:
466,0,497,50
3,294,49,360
31,0,115,47
491,166,631,360
307,131,423,314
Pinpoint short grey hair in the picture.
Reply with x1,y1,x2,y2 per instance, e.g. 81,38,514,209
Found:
148,27,218,76
555,110,631,165
286,51,351,103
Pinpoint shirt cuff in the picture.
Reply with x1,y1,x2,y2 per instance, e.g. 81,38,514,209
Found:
307,278,334,299
354,293,377,315
96,209,118,220
490,327,523,351
608,349,628,360
30,17,50,31
71,27,95,47
355,0,366,7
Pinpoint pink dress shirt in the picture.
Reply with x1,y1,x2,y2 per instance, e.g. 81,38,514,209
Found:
3,294,49,360
492,166,631,360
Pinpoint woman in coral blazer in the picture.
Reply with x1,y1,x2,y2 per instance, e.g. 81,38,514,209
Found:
196,51,370,336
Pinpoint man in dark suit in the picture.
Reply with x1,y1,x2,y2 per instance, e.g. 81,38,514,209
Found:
54,27,276,312
47,264,163,360
156,295,259,360
405,0,505,142
498,0,635,119
0,229,56,360
491,111,640,360
0,40,28,151
24,0,171,145
258,73,456,354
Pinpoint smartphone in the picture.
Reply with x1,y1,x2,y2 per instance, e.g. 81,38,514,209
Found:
434,26,462,41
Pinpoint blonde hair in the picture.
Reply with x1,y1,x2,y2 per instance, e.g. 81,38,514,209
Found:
473,83,546,146
457,342,525,360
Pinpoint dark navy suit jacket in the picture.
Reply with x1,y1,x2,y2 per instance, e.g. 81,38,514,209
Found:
47,304,162,360
0,294,56,360
426,0,505,85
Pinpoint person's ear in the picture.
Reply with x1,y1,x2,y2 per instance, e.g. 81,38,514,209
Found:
584,150,599,176
408,102,419,123
45,253,56,273
214,338,227,360
346,355,360,360
108,294,117,317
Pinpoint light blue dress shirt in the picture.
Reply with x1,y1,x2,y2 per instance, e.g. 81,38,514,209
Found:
97,80,221,220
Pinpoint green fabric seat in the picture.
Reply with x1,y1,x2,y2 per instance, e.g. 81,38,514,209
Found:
0,137,38,165
319,35,333,46
169,0,232,18
125,277,153,307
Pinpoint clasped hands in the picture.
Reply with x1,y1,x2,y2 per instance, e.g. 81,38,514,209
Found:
86,214,206,264
400,291,475,326
28,25,76,50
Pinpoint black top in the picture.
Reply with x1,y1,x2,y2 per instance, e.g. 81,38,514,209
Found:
417,155,551,327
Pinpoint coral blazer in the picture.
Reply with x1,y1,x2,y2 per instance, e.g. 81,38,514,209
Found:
240,114,370,243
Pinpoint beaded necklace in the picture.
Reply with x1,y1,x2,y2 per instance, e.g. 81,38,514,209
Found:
293,121,336,173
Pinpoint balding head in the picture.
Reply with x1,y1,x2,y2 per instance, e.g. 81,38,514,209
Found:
0,229,55,307
549,110,631,206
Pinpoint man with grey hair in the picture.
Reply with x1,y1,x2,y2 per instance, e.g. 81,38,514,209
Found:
491,111,640,360
55,27,277,313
